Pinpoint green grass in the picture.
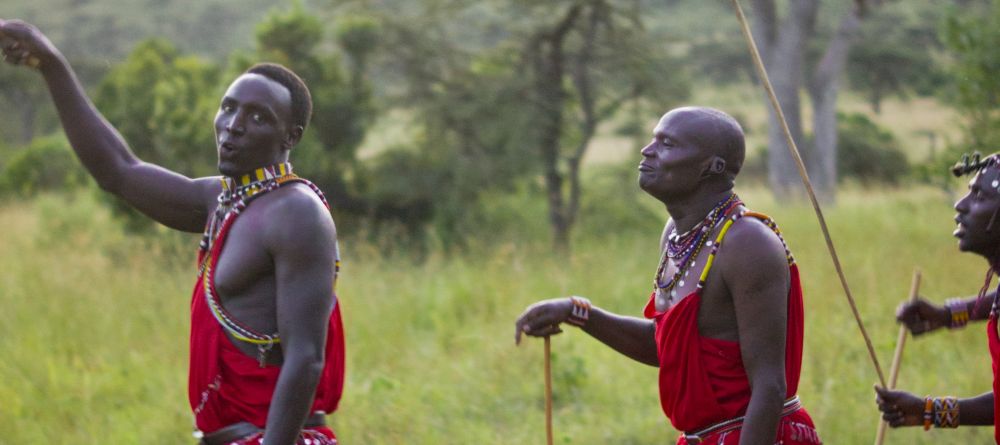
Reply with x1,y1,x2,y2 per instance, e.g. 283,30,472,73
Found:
1,186,997,443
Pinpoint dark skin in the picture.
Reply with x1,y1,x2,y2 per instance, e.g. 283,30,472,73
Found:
515,107,792,444
0,20,337,445
875,166,1000,428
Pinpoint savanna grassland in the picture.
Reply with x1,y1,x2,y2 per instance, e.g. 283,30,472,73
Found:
1,183,996,444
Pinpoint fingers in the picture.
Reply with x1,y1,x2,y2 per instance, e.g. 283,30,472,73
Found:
515,299,570,345
0,20,41,69
874,385,907,427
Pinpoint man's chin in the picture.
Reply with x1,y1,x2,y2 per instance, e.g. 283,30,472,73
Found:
217,162,240,177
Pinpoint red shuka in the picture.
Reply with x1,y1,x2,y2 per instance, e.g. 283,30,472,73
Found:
988,316,1000,443
643,264,820,444
187,184,345,437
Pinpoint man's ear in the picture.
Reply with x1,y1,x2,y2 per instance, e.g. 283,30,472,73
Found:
701,156,727,177
284,125,304,149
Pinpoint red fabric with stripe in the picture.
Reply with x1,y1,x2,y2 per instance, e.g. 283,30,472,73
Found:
643,264,817,443
188,180,345,437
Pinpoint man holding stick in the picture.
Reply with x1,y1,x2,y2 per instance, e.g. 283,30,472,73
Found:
876,153,1000,441
0,20,345,445
515,107,821,444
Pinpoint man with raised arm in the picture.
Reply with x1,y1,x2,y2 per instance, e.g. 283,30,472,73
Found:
876,153,1000,441
0,20,345,445
515,107,821,444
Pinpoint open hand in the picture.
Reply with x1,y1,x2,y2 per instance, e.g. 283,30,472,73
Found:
874,385,925,427
896,297,949,336
514,298,575,345
0,19,56,69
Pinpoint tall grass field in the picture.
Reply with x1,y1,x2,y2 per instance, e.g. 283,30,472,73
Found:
1,186,995,443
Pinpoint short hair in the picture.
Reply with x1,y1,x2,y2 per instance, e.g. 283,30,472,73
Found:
697,107,745,176
245,63,313,131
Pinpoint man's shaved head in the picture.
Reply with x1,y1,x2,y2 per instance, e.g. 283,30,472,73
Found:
661,106,745,179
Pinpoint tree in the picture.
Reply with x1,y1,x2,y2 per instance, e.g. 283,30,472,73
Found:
364,0,688,251
95,39,221,177
234,3,377,214
749,0,886,202
847,5,946,113
941,1,1000,153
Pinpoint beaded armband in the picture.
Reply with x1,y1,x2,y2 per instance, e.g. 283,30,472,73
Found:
946,298,970,329
566,296,592,328
932,396,960,429
923,396,933,431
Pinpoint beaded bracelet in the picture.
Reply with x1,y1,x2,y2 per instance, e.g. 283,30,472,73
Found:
946,298,970,329
566,296,592,328
933,396,960,428
923,396,934,431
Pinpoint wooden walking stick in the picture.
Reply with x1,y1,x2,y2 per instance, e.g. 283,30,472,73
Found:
728,0,887,387
874,269,922,445
544,335,554,445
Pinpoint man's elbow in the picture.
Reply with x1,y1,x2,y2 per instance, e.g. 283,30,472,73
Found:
750,377,787,406
286,350,326,378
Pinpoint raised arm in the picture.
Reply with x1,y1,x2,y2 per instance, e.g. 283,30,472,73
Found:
263,185,338,445
719,219,791,445
0,19,217,232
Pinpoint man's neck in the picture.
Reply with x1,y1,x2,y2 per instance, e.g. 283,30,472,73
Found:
665,188,736,234
222,162,294,194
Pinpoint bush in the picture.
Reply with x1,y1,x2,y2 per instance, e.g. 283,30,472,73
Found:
0,135,87,197
837,112,909,185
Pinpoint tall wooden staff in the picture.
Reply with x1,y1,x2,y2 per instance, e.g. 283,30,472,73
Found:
545,336,554,445
874,270,922,445
727,0,887,387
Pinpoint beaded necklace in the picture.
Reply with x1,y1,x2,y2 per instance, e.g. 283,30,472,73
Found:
198,162,295,265
198,162,339,367
654,194,742,302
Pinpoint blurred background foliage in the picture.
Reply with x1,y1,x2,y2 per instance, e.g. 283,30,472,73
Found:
2,0,997,249
4,0,1000,443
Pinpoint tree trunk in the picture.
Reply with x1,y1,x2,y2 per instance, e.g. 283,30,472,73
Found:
808,8,863,204
530,5,582,253
750,0,819,199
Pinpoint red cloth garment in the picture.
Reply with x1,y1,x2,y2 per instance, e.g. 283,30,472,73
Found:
188,180,345,438
988,315,1000,443
643,264,820,444
214,427,338,445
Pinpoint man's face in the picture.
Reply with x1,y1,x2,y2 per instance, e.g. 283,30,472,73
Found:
638,110,710,201
954,166,1000,256
214,73,294,177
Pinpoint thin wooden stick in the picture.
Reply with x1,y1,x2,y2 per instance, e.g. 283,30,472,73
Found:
544,335,554,445
728,0,887,387
874,269,922,445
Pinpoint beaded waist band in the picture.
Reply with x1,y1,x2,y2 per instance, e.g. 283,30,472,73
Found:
682,395,802,444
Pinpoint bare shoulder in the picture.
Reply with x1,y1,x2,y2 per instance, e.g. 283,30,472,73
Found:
716,215,789,292
261,182,336,251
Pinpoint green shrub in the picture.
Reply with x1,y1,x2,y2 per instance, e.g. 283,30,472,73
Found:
837,112,909,184
0,135,86,197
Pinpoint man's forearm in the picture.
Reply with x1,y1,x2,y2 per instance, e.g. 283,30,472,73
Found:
966,292,996,321
581,307,658,366
736,386,784,445
958,392,994,425
41,54,138,193
262,358,324,445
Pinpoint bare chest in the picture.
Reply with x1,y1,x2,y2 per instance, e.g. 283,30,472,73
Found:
210,209,278,333
654,245,738,341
